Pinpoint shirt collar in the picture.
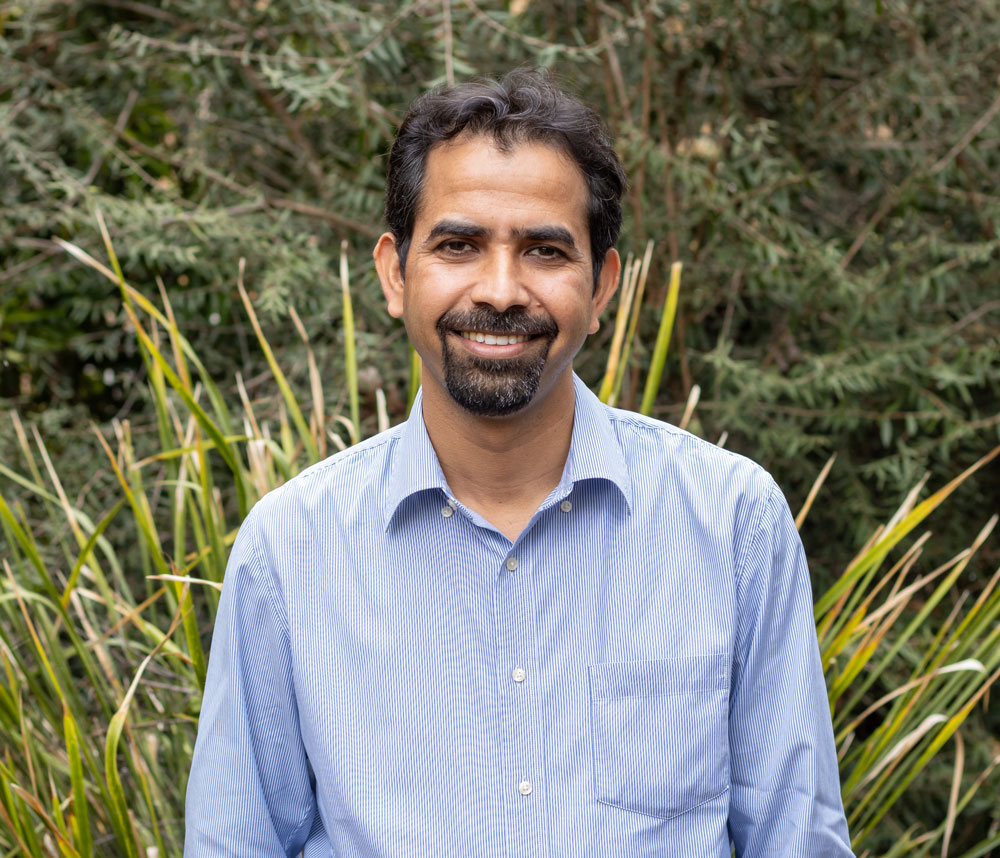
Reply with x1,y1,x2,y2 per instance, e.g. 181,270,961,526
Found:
563,373,633,511
383,388,450,529
383,373,633,530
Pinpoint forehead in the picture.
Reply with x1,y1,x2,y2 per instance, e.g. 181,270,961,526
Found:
414,134,590,240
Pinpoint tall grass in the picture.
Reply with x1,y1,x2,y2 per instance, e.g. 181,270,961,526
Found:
0,227,998,857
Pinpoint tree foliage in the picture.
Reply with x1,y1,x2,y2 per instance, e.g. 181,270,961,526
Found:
3,0,998,570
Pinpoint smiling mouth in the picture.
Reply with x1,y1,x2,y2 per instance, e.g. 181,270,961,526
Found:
458,331,532,345
438,308,558,352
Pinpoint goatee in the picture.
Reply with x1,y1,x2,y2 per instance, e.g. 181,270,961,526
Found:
436,307,558,417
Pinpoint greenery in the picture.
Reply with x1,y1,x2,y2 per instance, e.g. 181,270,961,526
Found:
1,232,998,856
1,0,999,854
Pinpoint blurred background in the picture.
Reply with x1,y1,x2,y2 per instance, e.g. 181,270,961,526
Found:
2,1,998,854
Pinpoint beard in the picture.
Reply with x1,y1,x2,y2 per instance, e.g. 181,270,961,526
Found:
436,307,558,417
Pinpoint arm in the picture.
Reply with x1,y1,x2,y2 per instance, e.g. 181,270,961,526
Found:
185,508,316,857
727,480,855,857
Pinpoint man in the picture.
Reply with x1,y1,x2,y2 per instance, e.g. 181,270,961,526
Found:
186,69,854,857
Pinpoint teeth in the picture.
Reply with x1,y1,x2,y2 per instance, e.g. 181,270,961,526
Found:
461,331,529,345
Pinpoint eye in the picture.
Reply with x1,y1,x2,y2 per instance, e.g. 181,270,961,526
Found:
438,239,475,255
528,245,566,259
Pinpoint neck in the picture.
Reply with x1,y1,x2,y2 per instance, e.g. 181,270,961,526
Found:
420,373,576,540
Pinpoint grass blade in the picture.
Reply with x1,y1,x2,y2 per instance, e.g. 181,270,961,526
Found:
237,258,319,462
639,260,682,416
340,241,360,444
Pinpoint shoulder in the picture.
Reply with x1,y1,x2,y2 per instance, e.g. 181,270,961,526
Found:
247,422,404,525
604,404,775,495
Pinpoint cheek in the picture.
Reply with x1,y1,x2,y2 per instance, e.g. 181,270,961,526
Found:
411,263,469,302
544,286,597,327
402,291,450,347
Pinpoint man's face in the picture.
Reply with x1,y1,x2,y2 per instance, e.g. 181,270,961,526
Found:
374,134,619,419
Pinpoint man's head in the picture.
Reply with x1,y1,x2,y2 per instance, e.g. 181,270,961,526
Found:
374,70,625,420
384,68,627,287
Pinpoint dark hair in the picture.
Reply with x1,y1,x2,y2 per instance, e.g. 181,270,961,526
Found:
384,68,627,285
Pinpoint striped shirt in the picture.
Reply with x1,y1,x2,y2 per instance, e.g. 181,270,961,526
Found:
185,374,854,857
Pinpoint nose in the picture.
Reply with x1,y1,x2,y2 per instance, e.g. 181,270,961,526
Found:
469,249,531,313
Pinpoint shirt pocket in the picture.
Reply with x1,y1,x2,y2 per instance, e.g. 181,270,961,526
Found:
588,652,730,820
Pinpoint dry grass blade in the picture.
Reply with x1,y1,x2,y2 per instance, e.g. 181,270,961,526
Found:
376,389,390,434
878,472,931,547
678,384,700,430
796,452,836,530
289,304,327,460
942,730,964,857
340,240,360,443
859,714,948,788
598,253,638,403
156,276,192,391
609,239,654,408
844,660,986,737
52,236,117,283
31,424,88,551
857,545,962,632
147,573,224,592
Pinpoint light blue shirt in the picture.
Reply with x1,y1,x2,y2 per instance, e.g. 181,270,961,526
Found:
185,375,854,857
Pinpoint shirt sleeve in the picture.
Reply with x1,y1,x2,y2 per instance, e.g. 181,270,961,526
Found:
727,479,855,857
185,508,316,857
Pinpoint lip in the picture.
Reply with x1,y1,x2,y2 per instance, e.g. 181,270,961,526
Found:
448,329,541,359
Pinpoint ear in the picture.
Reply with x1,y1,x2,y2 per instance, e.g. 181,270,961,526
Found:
373,232,405,319
589,248,621,334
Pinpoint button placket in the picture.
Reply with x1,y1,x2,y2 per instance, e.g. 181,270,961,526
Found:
493,546,545,840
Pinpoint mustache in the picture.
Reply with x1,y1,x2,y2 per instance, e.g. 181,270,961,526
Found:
437,307,558,338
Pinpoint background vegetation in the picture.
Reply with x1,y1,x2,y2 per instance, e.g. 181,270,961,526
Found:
2,0,999,854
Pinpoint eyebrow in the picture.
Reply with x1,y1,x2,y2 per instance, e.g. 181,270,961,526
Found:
421,220,580,254
513,225,578,251
422,220,489,247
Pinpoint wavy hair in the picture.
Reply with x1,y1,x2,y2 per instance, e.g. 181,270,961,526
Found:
384,68,627,286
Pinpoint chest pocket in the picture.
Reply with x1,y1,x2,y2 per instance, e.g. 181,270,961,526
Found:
588,652,730,820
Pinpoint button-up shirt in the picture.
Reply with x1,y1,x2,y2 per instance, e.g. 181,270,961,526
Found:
185,374,854,857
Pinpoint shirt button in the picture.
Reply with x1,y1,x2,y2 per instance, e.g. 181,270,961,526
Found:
512,667,526,683
506,556,518,571
518,780,532,796
560,500,572,513
441,506,454,518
